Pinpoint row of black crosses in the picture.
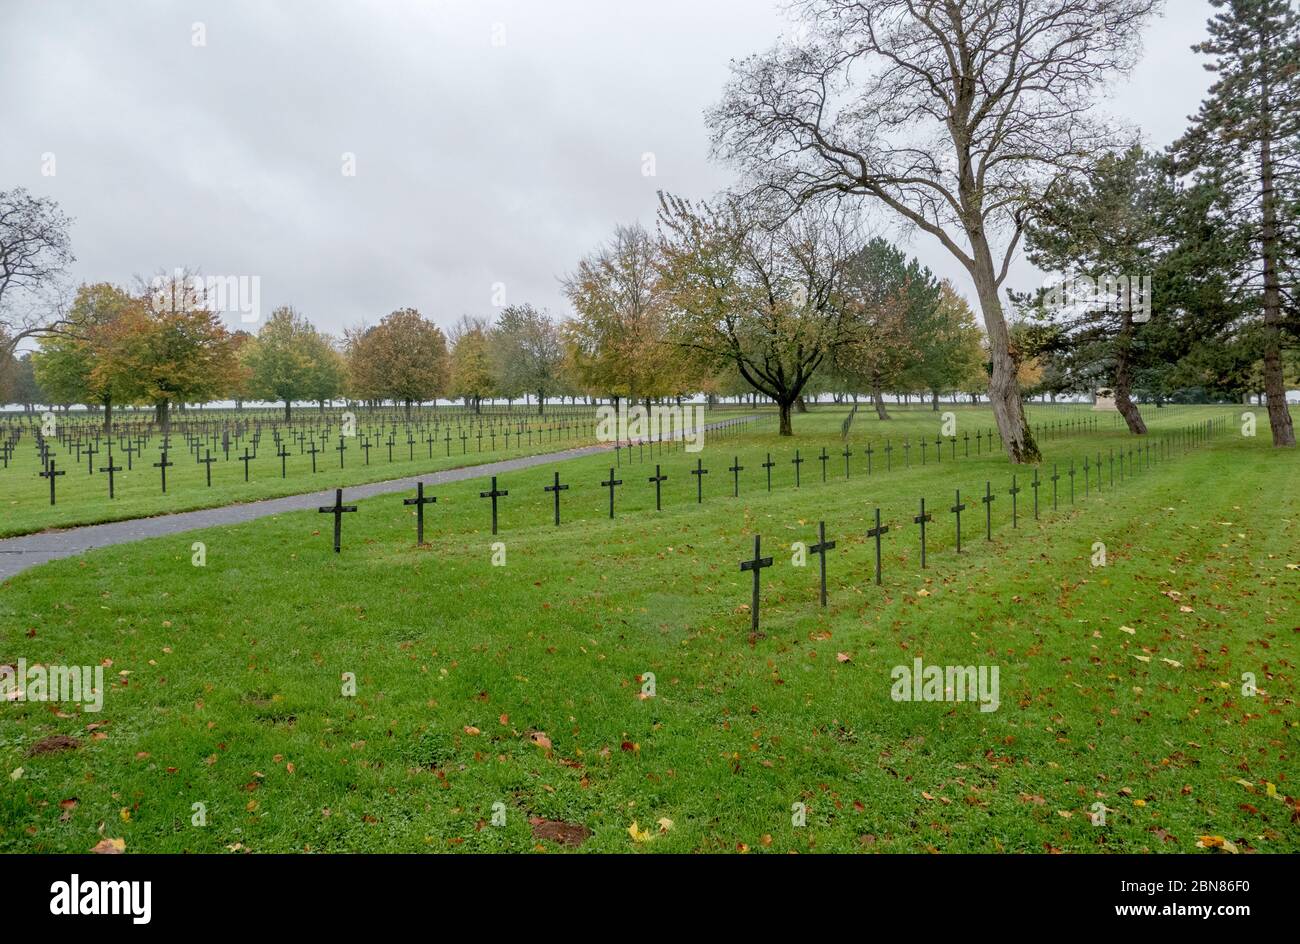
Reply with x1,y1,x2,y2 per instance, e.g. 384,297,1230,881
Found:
313,417,1230,556
736,420,1230,632
5,405,604,445
9,408,766,479
23,413,763,506
10,408,611,480
32,413,1224,511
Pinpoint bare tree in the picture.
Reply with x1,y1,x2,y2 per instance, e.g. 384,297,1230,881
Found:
0,188,75,357
709,0,1163,462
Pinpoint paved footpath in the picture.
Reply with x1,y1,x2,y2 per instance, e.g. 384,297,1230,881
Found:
0,441,624,583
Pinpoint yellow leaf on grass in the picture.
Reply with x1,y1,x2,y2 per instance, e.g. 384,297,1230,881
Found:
1196,835,1239,854
628,821,652,842
90,838,125,854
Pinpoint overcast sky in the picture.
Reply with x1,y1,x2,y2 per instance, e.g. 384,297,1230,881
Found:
2,0,1219,341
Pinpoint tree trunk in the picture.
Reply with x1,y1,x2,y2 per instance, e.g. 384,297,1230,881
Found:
284,399,291,421
871,379,890,420
1113,319,1148,434
969,240,1040,463
537,391,545,415
102,396,112,433
155,399,170,431
1259,116,1296,446
795,395,808,413
930,390,940,411
778,399,793,435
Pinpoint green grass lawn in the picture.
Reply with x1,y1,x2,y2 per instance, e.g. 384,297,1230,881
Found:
2,403,1295,853
0,408,757,538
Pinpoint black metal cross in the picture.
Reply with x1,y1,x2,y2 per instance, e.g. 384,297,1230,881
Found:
403,481,437,543
308,441,322,473
792,449,804,487
1068,461,1076,504
866,442,874,475
810,521,835,606
1008,475,1021,528
914,497,932,568
728,456,743,497
1083,456,1091,496
739,534,774,633
690,459,708,503
867,508,889,585
818,446,829,482
318,488,357,553
982,480,995,540
123,439,137,470
199,448,217,486
40,459,65,505
276,444,289,478
337,436,347,469
1032,468,1040,519
842,444,852,478
84,441,98,475
762,453,774,491
601,467,622,518
98,451,122,499
240,447,254,482
648,464,667,510
1051,464,1060,511
951,490,967,553
544,471,569,525
153,451,173,494
884,440,893,472
479,475,508,534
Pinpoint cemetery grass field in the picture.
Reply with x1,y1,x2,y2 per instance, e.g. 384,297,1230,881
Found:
1,409,760,539
2,405,1297,853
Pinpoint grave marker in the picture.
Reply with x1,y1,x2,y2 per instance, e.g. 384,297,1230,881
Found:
690,459,708,503
544,471,569,525
403,481,437,543
601,467,622,518
40,459,65,505
318,488,357,553
913,497,932,568
648,465,667,511
867,508,889,585
951,490,967,553
200,449,217,486
739,535,773,633
809,521,835,606
154,451,174,494
982,480,995,540
479,475,509,534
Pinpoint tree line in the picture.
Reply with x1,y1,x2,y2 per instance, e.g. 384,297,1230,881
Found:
1,1,1295,453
